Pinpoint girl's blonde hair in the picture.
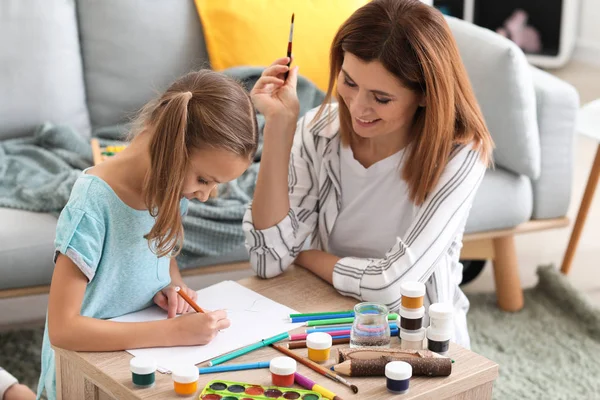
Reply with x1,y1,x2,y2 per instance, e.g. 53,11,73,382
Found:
316,0,493,205
134,70,259,257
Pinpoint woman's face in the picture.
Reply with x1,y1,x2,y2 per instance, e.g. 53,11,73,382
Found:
181,147,250,202
336,52,424,140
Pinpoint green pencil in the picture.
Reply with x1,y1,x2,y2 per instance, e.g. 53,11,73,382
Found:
306,313,399,327
208,331,289,366
289,310,354,318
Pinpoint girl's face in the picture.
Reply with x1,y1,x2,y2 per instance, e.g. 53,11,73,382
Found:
336,52,424,140
182,147,250,202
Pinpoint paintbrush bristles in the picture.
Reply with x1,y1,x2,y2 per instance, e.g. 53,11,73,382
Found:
291,12,295,23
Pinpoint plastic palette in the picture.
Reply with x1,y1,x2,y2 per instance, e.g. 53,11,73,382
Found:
199,380,323,400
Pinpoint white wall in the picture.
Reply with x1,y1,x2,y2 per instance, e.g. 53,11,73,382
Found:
575,0,600,64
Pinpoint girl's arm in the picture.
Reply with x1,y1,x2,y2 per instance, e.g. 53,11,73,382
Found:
151,258,198,318
48,255,229,352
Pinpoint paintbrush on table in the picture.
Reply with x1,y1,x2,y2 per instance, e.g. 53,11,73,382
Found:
270,344,359,394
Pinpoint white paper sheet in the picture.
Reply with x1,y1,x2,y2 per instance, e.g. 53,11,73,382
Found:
110,280,302,372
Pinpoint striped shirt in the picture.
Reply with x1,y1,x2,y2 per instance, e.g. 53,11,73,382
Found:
243,104,486,348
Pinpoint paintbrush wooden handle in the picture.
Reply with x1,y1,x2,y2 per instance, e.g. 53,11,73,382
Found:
270,344,359,394
271,344,331,377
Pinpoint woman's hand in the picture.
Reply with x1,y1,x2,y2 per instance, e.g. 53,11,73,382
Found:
251,57,300,122
172,310,231,346
153,284,198,318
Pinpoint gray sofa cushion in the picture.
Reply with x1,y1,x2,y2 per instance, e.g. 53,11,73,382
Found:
77,0,210,128
529,67,579,219
465,167,533,233
0,206,250,290
447,17,540,180
0,0,90,140
0,208,57,290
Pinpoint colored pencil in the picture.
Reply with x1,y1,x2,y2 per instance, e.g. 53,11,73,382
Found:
291,313,354,323
290,310,354,318
290,329,399,342
175,286,205,313
199,361,270,374
288,337,350,349
306,313,399,327
284,13,294,80
271,344,359,394
208,331,289,366
295,371,343,400
307,322,398,333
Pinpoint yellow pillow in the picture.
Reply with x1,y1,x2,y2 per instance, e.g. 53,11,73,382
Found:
194,0,370,92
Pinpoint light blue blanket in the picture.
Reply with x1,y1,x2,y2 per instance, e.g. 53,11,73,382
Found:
0,67,325,267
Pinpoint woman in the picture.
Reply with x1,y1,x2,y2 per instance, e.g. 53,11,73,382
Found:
244,0,493,348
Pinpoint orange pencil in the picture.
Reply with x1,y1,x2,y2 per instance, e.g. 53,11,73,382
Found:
175,286,205,313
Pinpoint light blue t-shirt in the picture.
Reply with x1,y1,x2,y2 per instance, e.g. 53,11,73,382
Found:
37,172,188,400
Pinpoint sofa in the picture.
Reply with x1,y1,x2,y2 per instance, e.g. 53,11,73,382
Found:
0,1,579,311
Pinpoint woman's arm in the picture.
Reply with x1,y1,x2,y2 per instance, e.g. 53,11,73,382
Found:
48,255,229,351
298,146,486,309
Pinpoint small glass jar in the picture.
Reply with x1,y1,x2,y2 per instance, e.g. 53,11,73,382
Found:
350,302,391,348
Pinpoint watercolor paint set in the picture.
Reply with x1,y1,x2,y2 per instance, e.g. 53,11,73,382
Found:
199,380,324,400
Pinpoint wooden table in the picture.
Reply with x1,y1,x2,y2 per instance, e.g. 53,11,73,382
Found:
54,267,499,400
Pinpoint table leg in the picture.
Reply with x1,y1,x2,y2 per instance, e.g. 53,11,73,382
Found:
447,381,494,400
56,350,103,400
561,144,600,275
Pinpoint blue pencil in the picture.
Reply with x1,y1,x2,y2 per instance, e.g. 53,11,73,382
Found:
291,312,355,323
199,361,270,374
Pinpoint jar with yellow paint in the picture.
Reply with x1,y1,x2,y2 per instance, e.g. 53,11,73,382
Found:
306,332,333,363
171,365,199,396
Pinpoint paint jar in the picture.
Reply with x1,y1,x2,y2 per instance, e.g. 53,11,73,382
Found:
400,327,426,350
400,281,426,309
428,302,454,332
350,302,391,348
427,326,451,356
399,306,425,331
270,356,297,387
306,332,333,362
130,357,156,388
385,361,412,394
171,365,199,396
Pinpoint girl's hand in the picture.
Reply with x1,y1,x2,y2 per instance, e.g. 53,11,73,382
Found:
251,57,300,122
153,284,198,318
173,310,231,346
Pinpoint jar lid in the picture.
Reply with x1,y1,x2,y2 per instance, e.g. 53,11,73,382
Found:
129,357,157,375
269,356,297,376
306,332,333,350
399,306,425,319
428,303,454,320
400,327,426,341
400,281,425,298
426,326,452,342
385,361,412,380
171,365,199,384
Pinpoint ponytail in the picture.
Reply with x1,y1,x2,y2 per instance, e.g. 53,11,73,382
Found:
144,91,192,257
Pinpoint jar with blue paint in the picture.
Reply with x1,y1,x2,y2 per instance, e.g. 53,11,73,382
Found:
385,361,412,394
130,357,157,388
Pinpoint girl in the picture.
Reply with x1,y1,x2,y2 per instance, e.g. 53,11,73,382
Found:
245,0,493,348
37,69,263,399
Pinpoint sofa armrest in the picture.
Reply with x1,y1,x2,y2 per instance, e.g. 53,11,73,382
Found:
530,66,580,219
